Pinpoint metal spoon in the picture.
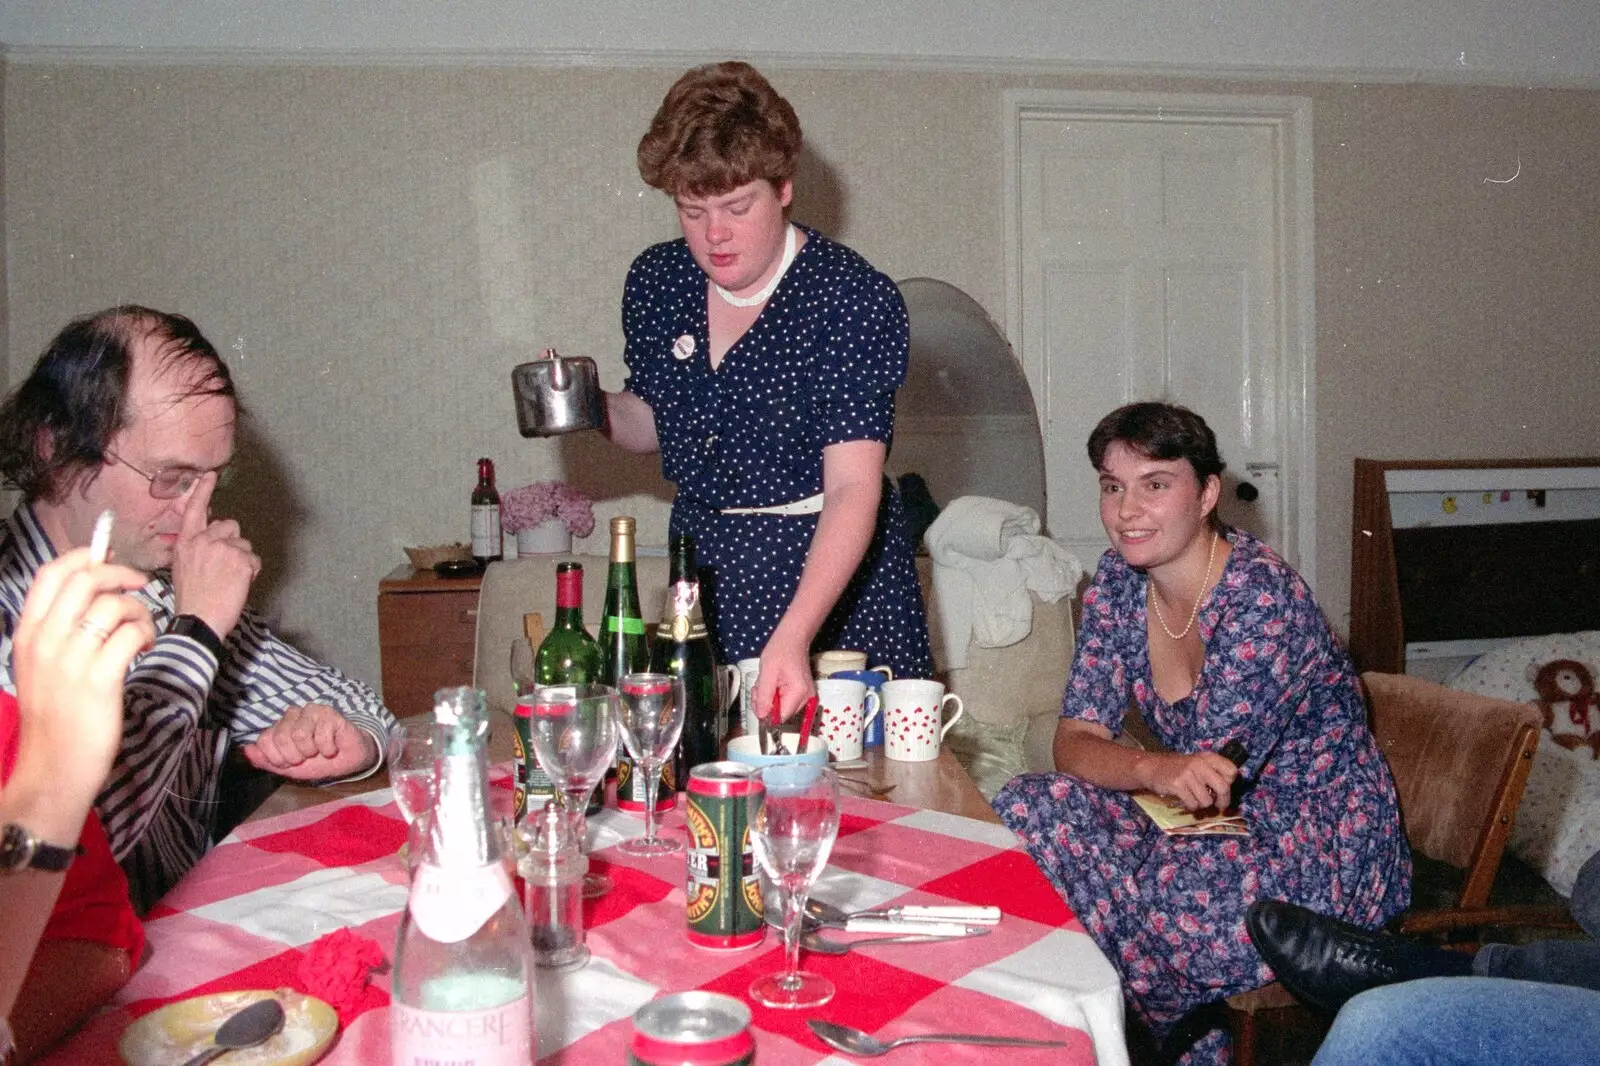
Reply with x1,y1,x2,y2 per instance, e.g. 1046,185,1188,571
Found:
807,1018,1067,1057
801,930,987,956
179,997,287,1066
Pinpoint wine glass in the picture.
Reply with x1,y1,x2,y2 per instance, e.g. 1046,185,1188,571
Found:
748,763,841,1009
510,638,537,697
614,672,686,856
525,684,621,898
386,718,436,825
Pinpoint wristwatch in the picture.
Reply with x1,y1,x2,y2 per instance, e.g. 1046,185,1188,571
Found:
169,613,225,660
0,822,79,873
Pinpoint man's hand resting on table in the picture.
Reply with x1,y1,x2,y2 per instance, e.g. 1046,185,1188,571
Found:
242,703,379,781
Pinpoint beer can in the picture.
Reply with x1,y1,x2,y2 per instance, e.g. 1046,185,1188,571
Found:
616,754,676,813
628,991,754,1066
512,695,557,822
684,762,765,950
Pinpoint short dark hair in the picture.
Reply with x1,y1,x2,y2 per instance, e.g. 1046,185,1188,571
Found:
636,61,803,199
0,306,236,502
1086,401,1227,483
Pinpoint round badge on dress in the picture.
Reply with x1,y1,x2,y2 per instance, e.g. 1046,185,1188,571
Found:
673,334,695,361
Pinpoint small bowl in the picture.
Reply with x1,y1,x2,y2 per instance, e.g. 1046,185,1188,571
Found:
405,542,471,569
726,733,829,769
434,558,484,579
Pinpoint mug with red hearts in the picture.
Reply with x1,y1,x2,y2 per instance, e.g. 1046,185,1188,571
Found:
814,678,882,762
880,679,964,762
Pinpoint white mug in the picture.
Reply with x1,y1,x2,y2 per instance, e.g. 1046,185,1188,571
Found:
813,649,867,677
880,679,964,762
814,678,882,762
737,657,762,737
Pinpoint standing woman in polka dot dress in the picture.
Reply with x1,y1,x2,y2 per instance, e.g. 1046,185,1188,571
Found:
601,61,932,723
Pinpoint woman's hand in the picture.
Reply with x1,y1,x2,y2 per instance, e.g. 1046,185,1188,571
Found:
10,549,155,811
752,625,815,724
1140,750,1239,812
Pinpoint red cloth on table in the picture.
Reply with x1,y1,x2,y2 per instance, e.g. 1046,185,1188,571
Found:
0,690,145,960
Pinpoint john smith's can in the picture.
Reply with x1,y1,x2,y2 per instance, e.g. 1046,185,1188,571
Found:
628,991,754,1066
616,755,676,813
512,695,557,822
685,762,765,950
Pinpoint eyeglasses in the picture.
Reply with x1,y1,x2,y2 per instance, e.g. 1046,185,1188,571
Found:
109,453,234,500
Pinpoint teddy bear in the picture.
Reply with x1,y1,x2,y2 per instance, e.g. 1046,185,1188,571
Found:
1529,658,1600,759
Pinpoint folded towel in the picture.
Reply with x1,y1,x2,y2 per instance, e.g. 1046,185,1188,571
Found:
924,496,1085,669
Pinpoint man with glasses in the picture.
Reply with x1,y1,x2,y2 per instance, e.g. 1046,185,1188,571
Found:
0,306,396,910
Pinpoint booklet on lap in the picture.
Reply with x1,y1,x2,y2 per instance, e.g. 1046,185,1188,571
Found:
1131,791,1249,837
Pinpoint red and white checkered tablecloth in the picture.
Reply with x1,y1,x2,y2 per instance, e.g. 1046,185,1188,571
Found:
43,786,1126,1065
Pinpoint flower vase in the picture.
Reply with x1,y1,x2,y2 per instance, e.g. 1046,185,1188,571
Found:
516,519,571,556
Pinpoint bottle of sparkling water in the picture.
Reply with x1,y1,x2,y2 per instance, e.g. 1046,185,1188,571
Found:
392,687,534,1065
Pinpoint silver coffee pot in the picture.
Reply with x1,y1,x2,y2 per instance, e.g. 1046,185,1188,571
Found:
512,348,605,437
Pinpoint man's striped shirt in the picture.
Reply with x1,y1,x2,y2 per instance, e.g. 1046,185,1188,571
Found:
0,503,395,910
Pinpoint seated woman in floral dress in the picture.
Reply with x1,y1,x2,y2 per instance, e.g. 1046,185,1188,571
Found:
994,402,1411,1064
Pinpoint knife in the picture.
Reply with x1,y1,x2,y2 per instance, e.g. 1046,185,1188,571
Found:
863,904,1003,925
844,918,991,936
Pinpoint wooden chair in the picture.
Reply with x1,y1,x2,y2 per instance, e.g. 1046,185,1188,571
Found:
1225,671,1578,1066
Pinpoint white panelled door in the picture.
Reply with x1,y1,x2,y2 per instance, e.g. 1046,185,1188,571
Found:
1005,92,1317,584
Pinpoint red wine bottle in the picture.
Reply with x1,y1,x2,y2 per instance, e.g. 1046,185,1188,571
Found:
470,458,503,567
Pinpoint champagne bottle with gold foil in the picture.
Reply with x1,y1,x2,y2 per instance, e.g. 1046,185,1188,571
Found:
655,536,721,790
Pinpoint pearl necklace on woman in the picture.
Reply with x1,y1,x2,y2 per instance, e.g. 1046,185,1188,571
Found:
1149,530,1220,640
713,223,797,307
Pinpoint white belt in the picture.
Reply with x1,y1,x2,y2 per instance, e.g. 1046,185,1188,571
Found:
720,492,825,516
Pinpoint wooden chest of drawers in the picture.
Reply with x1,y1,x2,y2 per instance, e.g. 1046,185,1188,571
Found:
377,565,482,718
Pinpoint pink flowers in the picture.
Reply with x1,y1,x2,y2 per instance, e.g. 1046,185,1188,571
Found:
500,480,596,537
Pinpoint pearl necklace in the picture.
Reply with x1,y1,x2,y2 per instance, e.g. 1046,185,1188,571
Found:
713,223,797,308
1149,530,1220,641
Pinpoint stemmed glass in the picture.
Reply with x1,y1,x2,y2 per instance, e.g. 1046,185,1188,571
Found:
525,684,621,898
386,718,436,875
387,718,436,826
614,672,686,856
748,764,841,1009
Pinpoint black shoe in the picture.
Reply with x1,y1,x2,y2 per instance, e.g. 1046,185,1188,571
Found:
1245,900,1471,1015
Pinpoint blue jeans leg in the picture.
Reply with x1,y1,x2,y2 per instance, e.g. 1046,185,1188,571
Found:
1473,848,1600,991
1311,978,1600,1066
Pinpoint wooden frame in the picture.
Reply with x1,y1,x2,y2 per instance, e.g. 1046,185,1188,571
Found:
1348,457,1600,674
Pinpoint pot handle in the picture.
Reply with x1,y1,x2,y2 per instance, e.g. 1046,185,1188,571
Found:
545,348,570,391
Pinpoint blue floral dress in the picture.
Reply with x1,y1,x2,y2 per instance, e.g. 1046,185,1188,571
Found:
994,528,1410,1064
621,226,932,677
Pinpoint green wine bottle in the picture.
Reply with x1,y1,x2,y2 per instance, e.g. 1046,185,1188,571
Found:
526,563,603,814
655,535,721,791
534,562,603,686
601,516,670,812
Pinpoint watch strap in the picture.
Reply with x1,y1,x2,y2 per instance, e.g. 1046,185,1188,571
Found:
169,613,225,660
0,823,80,873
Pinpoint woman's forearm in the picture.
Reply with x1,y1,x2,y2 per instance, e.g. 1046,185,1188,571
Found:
771,473,879,648
1053,723,1156,790
602,389,660,453
0,774,90,1022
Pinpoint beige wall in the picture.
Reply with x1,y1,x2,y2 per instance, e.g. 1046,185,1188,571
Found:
5,61,1599,689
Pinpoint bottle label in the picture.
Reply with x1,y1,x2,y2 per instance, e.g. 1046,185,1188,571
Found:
410,861,514,944
471,504,501,557
603,615,647,635
393,996,532,1066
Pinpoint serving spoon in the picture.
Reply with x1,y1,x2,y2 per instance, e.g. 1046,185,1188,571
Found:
807,1019,1067,1057
178,997,286,1066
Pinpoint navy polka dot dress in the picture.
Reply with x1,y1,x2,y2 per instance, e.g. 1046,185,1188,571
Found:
621,226,933,678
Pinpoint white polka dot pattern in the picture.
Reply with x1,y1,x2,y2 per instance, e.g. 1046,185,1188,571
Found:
620,227,932,676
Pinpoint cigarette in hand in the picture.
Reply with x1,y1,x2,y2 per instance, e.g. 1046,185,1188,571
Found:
89,509,115,564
